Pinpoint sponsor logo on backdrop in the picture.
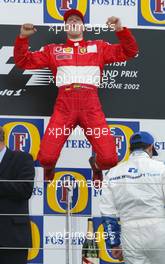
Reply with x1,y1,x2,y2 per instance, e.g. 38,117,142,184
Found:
44,0,90,23
45,232,85,246
28,216,43,264
33,186,43,196
65,139,91,149
0,46,51,90
0,118,44,164
93,187,102,199
44,168,91,215
93,217,124,264
107,121,140,162
155,141,165,151
91,0,135,6
2,0,42,3
1,0,42,3
0,47,14,75
138,0,165,26
0,89,25,96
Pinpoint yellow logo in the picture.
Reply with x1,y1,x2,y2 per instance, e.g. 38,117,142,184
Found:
63,47,73,53
44,0,89,23
46,170,90,214
3,122,41,161
96,224,123,263
139,0,165,25
28,221,40,261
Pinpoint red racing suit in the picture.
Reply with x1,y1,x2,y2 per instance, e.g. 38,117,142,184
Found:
14,28,138,169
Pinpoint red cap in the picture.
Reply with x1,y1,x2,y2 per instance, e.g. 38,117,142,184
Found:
63,9,84,23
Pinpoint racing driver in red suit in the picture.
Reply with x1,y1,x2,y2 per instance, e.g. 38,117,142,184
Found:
14,9,138,182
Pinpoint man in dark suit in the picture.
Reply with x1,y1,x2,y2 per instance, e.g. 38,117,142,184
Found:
0,126,35,264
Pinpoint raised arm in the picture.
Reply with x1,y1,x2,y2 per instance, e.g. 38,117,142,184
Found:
14,23,50,70
102,16,139,64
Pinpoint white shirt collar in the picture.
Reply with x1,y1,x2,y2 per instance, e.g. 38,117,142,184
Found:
0,146,7,163
129,150,150,159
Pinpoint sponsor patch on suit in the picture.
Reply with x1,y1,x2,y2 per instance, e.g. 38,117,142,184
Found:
56,54,73,60
87,45,97,53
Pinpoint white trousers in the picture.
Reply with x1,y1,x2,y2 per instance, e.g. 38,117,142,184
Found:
121,218,165,264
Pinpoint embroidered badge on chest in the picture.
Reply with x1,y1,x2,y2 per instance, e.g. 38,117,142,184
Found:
53,47,63,54
63,47,74,54
87,45,97,53
79,47,87,54
56,54,73,60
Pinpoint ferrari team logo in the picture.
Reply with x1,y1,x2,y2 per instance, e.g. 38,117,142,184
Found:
79,47,87,54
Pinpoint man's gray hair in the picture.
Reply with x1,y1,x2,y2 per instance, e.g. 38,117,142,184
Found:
0,126,5,142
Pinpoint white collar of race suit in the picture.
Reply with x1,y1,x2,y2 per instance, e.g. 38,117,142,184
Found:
66,38,85,47
129,150,150,159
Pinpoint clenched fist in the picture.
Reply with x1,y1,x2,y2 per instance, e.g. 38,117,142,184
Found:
20,23,37,38
106,17,123,32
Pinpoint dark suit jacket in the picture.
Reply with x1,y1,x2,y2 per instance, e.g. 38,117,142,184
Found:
0,148,35,248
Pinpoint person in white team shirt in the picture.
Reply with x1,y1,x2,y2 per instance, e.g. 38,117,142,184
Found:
100,131,165,264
